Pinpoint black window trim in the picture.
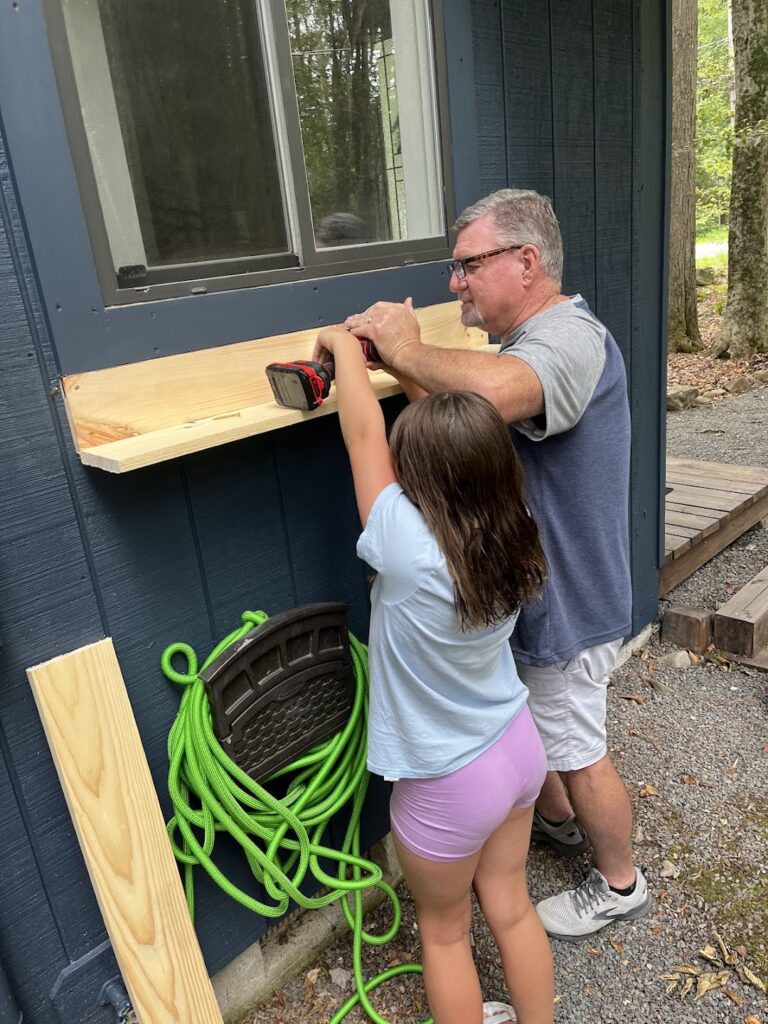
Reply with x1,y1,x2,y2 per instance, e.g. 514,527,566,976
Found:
42,0,456,307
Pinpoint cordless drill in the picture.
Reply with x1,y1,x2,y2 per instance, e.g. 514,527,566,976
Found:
265,337,380,411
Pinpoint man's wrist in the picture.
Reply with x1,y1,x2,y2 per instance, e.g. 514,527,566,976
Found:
387,337,421,371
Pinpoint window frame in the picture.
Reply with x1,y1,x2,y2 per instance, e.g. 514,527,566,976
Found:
42,0,456,306
0,0,479,374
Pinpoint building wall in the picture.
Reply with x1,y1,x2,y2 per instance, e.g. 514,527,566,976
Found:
0,0,667,1020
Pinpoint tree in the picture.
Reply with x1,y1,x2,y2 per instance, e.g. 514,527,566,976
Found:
696,0,732,234
716,0,768,357
668,0,702,352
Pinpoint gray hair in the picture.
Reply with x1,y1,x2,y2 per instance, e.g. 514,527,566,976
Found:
454,189,563,286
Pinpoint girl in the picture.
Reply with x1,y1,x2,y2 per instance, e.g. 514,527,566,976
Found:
313,326,553,1024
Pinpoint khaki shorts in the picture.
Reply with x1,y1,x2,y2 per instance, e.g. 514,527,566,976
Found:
517,639,622,772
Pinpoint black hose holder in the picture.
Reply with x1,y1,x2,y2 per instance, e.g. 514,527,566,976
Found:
199,603,356,781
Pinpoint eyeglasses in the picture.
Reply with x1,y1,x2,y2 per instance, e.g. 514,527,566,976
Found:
446,244,524,280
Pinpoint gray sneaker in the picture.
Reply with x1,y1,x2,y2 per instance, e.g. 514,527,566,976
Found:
531,810,590,857
536,867,652,941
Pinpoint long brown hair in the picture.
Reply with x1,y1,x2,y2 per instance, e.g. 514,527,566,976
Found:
389,391,547,631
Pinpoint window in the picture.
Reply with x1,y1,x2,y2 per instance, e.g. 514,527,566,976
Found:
46,0,449,302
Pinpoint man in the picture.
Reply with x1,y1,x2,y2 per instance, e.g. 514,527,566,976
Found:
340,188,651,941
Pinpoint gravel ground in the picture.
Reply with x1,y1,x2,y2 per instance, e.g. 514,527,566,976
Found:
242,389,768,1024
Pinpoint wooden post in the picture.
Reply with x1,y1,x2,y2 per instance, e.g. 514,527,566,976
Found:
661,606,713,653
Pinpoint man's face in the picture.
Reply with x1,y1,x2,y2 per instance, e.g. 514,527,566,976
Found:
449,213,524,337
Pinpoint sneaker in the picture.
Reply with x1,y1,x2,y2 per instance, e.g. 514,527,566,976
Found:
483,1003,516,1023
536,866,652,941
531,810,590,857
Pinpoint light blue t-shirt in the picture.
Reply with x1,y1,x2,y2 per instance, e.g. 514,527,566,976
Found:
356,483,529,779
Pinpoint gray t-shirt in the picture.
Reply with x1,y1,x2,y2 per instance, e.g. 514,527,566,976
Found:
357,483,529,778
508,294,606,440
500,295,632,666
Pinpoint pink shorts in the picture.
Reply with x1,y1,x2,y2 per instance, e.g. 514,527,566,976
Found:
389,704,546,862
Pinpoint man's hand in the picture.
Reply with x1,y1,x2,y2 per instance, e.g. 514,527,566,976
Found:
345,298,421,368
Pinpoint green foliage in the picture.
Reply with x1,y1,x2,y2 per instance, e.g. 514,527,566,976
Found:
287,0,395,240
696,0,732,234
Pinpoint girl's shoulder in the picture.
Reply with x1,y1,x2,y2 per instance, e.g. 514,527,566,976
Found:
357,483,441,579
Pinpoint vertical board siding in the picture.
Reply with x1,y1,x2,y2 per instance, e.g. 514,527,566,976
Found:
550,0,597,305
500,2,554,197
630,0,668,630
594,0,634,346
0,734,70,1023
181,438,298,636
472,0,506,195
0,135,108,1022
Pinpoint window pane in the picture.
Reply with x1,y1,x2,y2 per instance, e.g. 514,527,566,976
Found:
287,0,444,249
62,0,289,271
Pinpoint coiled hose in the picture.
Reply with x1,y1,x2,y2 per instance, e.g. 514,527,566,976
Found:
161,609,430,1024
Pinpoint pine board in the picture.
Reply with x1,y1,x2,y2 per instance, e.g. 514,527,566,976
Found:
62,303,487,473
26,639,223,1024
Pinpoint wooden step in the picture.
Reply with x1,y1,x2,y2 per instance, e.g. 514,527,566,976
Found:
713,566,768,657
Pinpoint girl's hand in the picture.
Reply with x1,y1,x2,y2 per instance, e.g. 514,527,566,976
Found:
312,325,356,364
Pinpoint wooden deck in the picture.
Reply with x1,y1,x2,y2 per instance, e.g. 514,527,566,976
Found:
660,458,768,596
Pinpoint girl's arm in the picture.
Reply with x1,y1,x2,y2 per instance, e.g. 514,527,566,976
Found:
316,327,397,526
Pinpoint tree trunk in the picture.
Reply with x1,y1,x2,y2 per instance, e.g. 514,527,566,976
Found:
668,0,701,352
716,0,768,357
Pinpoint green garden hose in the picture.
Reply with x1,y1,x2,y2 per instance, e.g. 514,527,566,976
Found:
161,609,431,1024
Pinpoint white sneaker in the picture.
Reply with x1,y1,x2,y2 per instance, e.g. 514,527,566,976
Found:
483,1002,516,1023
536,866,651,941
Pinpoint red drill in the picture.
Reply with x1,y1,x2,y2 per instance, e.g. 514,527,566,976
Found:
265,338,380,411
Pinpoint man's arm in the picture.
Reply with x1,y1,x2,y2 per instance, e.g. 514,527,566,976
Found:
386,343,544,423
345,299,543,423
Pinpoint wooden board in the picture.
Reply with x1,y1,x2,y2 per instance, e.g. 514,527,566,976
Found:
660,488,768,596
724,645,768,673
62,303,488,473
662,459,768,591
26,640,223,1024
713,566,768,657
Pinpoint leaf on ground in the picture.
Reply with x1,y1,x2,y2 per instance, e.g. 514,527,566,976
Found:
714,931,739,965
744,1016,762,1024
681,774,698,785
762,745,768,754
694,970,731,1001
698,944,720,963
660,859,681,879
724,989,746,1006
680,976,695,999
609,936,625,955
739,965,767,992
672,964,703,976
585,946,602,957
661,973,683,981
639,784,658,798
619,693,646,704
665,979,679,995
303,967,321,1001
585,985,598,997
